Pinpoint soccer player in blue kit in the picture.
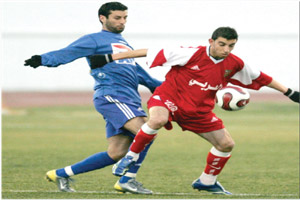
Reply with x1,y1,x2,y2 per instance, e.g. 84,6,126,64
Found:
24,2,161,194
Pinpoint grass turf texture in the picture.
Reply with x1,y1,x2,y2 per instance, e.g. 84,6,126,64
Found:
2,102,299,199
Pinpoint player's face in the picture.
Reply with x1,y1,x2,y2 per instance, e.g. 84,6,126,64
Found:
100,10,128,33
209,37,237,60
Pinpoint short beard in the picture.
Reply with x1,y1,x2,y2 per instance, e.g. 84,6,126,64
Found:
105,22,124,33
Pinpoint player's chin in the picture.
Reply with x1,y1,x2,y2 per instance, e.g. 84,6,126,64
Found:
118,25,125,30
115,27,125,33
221,54,229,58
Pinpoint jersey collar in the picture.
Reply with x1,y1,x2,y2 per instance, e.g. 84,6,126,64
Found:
206,46,224,64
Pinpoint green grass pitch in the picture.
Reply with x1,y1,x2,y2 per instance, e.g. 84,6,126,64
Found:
2,102,299,199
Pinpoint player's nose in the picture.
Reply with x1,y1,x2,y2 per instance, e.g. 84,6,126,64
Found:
224,46,230,53
120,18,126,24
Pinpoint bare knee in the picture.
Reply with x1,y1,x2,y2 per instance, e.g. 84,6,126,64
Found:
107,147,127,161
215,140,235,152
148,106,169,130
148,115,168,129
107,135,132,161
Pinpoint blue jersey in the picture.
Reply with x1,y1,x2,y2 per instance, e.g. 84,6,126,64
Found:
41,30,161,104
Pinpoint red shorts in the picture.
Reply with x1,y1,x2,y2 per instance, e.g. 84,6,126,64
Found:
147,94,224,134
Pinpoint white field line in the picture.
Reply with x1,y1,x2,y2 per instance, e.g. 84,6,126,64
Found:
3,189,299,197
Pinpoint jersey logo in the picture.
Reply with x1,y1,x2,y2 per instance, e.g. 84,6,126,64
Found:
111,43,136,65
189,79,222,91
190,65,200,70
152,95,161,100
224,70,232,77
97,72,106,78
211,116,219,122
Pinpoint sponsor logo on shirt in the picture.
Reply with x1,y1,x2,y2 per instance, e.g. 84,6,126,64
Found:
189,79,222,91
111,43,136,65
164,100,178,113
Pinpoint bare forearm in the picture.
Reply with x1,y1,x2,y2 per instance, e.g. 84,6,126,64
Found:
267,79,288,94
112,49,148,61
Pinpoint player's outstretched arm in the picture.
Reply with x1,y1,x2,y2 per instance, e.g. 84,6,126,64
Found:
267,79,299,103
24,55,42,68
284,88,299,103
89,49,148,68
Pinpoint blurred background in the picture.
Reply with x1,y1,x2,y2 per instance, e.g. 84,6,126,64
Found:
1,0,299,107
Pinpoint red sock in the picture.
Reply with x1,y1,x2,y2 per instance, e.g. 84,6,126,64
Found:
130,129,156,153
204,152,231,176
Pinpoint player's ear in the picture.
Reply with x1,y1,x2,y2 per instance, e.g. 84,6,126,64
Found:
208,38,214,45
99,15,106,24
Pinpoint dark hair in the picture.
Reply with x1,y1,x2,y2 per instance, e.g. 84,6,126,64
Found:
211,27,238,40
98,2,128,18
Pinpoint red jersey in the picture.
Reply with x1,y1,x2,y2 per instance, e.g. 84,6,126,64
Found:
146,46,272,115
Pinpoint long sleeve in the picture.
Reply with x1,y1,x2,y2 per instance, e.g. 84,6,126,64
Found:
41,35,97,67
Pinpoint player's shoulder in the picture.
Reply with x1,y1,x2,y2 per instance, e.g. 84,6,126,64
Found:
227,53,244,66
81,31,111,43
75,32,100,41
180,45,205,51
186,45,207,58
85,31,103,38
84,31,112,38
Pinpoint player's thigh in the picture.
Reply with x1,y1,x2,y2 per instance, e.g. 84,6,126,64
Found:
107,134,133,160
198,128,235,152
123,116,148,134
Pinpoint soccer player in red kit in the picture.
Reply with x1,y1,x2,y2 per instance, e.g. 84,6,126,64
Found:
90,27,299,194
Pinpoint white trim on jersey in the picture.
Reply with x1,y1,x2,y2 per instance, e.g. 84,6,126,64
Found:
104,95,136,119
230,63,261,85
206,46,224,64
147,47,199,68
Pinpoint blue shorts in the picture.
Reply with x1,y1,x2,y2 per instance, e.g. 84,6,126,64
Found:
94,95,147,138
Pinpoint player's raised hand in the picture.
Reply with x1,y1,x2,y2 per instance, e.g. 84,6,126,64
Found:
89,54,113,68
284,88,300,103
24,55,42,68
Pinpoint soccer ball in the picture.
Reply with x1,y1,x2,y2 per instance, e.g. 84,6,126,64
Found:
216,86,250,111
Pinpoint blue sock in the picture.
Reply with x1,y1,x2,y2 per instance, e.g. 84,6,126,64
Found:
119,141,153,183
56,151,116,177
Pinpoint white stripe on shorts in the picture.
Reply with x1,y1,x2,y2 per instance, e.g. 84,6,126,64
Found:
105,95,136,119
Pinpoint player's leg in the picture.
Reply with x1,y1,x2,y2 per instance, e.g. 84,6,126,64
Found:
114,116,154,194
119,116,148,180
112,106,169,177
199,128,234,181
45,95,142,192
107,133,133,160
56,133,132,176
130,106,169,153
45,133,129,192
192,128,234,194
